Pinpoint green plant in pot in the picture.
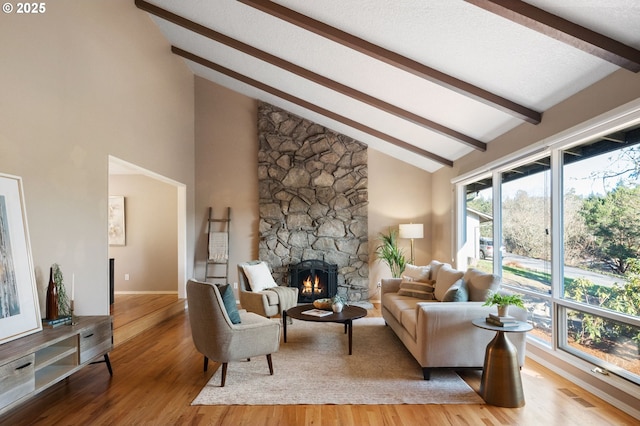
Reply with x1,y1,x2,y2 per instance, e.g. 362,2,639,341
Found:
52,263,71,317
483,292,525,317
375,228,406,278
332,294,347,313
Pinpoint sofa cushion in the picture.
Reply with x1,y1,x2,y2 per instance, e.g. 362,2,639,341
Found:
402,264,431,282
441,278,469,302
464,268,501,301
434,264,464,301
428,260,447,281
382,293,424,323
398,280,435,300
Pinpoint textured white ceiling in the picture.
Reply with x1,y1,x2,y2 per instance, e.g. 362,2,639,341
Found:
140,0,640,172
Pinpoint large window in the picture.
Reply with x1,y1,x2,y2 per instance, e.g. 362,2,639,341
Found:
560,129,640,383
500,157,552,292
501,157,552,344
457,121,640,385
464,178,493,266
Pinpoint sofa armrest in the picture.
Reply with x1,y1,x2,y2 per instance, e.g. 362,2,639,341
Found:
381,278,402,296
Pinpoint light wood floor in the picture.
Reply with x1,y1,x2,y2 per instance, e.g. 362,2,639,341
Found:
1,305,637,425
111,293,178,328
111,293,184,346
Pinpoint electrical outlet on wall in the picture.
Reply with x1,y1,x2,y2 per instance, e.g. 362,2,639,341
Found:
233,282,238,289
124,274,130,281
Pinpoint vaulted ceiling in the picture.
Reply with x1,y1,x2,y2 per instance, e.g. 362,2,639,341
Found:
136,0,640,172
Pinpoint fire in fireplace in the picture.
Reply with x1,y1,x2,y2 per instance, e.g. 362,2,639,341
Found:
302,275,322,296
289,259,338,303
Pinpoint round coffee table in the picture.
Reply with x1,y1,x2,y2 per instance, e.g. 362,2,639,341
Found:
282,304,367,355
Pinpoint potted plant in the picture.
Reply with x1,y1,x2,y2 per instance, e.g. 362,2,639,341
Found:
483,292,525,317
332,294,347,313
375,228,407,278
52,263,71,317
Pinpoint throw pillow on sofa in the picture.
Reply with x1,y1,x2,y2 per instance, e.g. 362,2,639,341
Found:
402,264,431,282
441,278,469,302
428,260,447,281
398,280,435,300
464,268,501,301
433,264,464,301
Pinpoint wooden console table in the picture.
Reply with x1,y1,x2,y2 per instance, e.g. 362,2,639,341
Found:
0,316,113,415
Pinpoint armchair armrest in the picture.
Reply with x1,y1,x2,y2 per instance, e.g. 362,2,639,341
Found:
239,289,269,315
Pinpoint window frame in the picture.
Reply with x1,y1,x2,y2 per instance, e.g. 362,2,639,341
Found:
453,98,640,385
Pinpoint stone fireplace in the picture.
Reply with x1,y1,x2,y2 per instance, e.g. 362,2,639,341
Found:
257,102,369,302
289,259,338,303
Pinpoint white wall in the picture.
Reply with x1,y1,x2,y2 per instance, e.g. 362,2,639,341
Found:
0,0,195,315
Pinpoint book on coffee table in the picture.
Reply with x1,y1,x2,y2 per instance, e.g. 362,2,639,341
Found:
302,309,333,317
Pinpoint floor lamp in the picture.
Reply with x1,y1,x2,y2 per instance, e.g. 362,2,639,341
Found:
399,223,424,265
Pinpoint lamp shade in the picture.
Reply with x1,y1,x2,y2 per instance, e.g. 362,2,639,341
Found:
399,223,424,239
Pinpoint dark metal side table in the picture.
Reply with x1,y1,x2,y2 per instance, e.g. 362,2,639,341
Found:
472,318,533,407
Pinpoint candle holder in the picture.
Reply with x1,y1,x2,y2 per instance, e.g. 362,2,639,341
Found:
69,300,78,325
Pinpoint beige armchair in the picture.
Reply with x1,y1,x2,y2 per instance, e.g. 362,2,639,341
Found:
186,279,281,387
237,261,299,318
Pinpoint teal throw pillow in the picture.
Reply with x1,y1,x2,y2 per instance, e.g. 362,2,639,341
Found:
442,279,469,302
218,284,241,324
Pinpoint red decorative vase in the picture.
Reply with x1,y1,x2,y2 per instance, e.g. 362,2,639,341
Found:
46,267,58,320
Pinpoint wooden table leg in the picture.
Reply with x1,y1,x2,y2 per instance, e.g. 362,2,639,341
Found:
347,319,353,355
283,310,288,343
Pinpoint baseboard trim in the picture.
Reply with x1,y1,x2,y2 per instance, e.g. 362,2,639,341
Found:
527,344,640,420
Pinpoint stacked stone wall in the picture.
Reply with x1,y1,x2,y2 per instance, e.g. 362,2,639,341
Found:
257,102,369,301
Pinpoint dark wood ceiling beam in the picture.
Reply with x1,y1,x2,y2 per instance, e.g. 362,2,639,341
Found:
465,0,640,73
171,46,453,167
134,0,485,151
237,0,541,124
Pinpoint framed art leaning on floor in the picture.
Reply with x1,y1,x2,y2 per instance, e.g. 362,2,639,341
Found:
0,173,42,344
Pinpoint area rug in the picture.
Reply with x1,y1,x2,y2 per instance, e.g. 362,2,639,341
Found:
191,317,484,405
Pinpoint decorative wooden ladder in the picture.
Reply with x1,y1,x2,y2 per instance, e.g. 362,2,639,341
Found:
204,207,231,283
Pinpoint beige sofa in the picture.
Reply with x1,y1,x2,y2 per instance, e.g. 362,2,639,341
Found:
381,261,527,379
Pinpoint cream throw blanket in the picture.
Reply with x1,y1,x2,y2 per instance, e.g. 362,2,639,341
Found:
266,285,297,311
208,232,228,261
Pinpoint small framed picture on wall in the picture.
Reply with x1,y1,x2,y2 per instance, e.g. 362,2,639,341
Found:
108,195,126,246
